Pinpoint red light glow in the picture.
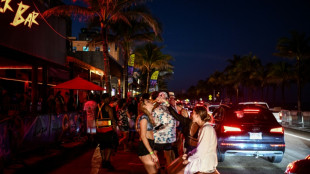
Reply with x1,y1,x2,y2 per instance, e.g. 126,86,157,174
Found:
270,144,285,147
221,143,241,146
223,126,241,133
270,127,284,134
243,109,260,114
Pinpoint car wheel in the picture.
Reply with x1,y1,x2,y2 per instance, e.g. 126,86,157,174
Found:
268,155,283,163
217,147,225,162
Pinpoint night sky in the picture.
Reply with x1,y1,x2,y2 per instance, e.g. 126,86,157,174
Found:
71,0,310,93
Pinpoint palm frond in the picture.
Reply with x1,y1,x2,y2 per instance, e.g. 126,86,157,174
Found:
42,5,96,21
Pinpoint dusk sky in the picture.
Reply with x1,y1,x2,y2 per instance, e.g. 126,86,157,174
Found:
71,0,310,93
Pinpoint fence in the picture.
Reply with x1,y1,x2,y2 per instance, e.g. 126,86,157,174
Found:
281,110,310,127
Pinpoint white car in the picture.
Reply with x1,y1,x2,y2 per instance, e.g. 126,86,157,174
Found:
238,102,282,123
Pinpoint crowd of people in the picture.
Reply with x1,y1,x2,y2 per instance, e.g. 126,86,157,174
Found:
84,91,219,174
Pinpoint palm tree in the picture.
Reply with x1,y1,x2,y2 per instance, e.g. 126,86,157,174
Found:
207,71,226,102
224,55,242,103
109,18,162,98
266,62,294,107
274,31,310,117
42,0,159,94
133,43,173,93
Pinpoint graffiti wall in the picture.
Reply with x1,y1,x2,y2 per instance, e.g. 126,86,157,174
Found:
0,112,86,160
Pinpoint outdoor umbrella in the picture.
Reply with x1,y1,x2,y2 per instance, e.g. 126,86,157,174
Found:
52,76,104,106
52,76,104,91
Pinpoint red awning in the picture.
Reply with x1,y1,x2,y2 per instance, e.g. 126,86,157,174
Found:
52,76,104,91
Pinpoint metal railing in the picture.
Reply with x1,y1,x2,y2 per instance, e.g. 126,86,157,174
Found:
281,110,310,127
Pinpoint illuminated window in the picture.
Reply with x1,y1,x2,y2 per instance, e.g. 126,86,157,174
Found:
108,47,110,52
83,46,89,51
95,47,100,51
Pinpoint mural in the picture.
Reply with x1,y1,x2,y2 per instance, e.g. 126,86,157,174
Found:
0,112,86,161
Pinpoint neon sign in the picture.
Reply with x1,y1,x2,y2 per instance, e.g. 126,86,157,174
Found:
0,0,39,28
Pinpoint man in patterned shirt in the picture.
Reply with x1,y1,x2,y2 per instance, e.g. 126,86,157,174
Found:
152,91,177,167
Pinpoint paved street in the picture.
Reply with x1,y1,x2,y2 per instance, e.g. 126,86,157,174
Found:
2,125,309,174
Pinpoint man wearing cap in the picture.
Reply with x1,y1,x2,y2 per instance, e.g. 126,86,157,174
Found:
152,91,177,167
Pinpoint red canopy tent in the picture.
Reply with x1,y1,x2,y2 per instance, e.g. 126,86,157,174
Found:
52,76,104,91
52,77,104,106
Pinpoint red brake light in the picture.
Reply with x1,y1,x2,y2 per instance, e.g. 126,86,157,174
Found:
222,126,241,133
234,111,244,118
270,127,284,134
243,109,260,114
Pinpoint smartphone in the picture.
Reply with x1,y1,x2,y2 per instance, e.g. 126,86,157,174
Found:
154,123,164,130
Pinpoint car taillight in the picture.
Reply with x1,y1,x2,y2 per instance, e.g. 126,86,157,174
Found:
270,127,284,134
243,109,260,114
222,126,241,133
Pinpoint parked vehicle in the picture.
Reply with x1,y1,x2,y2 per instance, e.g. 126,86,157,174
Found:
208,104,220,116
285,155,310,174
238,101,282,123
213,104,285,163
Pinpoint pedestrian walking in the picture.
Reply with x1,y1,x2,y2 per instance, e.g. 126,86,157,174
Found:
83,93,97,145
95,93,117,170
136,93,159,174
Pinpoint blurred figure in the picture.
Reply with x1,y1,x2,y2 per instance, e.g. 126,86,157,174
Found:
110,97,119,126
55,91,65,114
127,97,138,149
117,99,130,152
83,93,97,145
136,93,159,174
47,90,56,113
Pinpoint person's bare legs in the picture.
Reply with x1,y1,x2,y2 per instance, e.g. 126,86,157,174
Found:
119,131,129,151
139,155,159,174
164,150,175,166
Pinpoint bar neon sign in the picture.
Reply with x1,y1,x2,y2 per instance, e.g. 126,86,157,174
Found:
0,0,39,28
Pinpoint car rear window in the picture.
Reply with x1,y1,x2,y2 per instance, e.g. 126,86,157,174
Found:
226,109,277,124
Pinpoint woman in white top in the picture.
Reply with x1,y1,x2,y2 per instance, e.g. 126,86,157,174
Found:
182,106,219,174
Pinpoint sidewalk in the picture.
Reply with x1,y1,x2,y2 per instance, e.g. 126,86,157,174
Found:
2,136,150,174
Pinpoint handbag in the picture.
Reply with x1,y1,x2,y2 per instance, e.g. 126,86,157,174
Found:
166,156,186,174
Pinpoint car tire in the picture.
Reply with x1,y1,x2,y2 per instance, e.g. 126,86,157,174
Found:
268,155,283,163
217,147,225,162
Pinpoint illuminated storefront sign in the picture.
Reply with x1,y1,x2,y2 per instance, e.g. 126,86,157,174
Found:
0,0,39,28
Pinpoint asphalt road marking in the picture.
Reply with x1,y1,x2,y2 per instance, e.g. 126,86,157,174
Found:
285,132,310,141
